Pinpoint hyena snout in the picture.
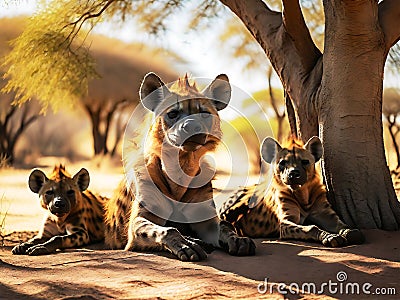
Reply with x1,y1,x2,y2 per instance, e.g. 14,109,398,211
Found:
181,118,203,134
283,167,307,186
50,197,70,215
170,115,214,150
288,168,301,179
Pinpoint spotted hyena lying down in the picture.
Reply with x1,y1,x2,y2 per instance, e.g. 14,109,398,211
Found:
12,165,107,255
219,136,365,247
104,73,256,261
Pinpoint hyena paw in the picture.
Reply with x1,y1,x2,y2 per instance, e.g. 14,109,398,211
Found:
164,229,208,262
221,236,256,256
339,229,365,245
26,244,52,256
321,234,347,247
184,236,215,254
12,242,34,255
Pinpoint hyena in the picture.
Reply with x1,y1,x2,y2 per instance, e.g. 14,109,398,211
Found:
12,165,106,255
219,136,365,247
105,73,256,261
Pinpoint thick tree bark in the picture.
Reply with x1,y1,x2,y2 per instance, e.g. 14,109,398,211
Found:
221,0,400,229
320,0,400,229
378,0,400,49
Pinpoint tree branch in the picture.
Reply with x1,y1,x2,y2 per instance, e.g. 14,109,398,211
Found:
220,0,321,140
4,106,17,132
379,0,400,51
9,106,38,154
267,67,284,119
103,99,127,155
64,0,116,46
285,90,298,139
282,0,321,72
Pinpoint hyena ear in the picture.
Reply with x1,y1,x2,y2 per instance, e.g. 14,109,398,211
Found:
202,74,231,111
140,72,171,112
304,136,323,162
28,169,48,194
72,168,90,192
260,137,282,164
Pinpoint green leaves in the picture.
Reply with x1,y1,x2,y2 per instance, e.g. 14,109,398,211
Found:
2,1,104,112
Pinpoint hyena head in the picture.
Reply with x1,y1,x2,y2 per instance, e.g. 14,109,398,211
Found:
140,72,231,152
260,136,323,189
28,165,90,217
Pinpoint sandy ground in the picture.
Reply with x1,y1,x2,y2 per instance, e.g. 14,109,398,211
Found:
1,165,400,299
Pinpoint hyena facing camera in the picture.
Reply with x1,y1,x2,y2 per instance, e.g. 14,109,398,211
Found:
219,137,365,247
12,165,106,255
105,73,256,261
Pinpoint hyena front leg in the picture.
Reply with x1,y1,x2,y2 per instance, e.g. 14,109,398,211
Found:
126,213,208,261
278,201,347,247
12,236,49,255
307,198,365,245
12,217,59,255
279,220,348,247
191,218,256,256
25,224,90,255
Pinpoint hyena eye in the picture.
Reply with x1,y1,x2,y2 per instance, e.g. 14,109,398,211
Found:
66,190,75,196
200,109,211,118
167,110,179,119
278,160,287,171
45,190,54,196
301,159,310,166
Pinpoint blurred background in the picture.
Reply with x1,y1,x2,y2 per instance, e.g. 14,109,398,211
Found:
0,1,399,235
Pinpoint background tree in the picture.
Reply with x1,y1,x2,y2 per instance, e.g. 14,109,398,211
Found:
3,0,400,229
1,16,178,160
81,37,177,156
0,89,39,165
383,88,400,170
0,17,40,166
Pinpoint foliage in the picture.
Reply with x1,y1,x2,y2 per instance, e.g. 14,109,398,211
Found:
1,0,223,113
2,0,103,112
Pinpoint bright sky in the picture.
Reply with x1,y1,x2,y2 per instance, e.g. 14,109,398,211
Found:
0,1,270,94
0,1,398,96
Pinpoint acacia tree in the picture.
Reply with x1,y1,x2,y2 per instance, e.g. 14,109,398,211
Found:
0,88,39,165
383,88,400,170
82,98,128,156
4,0,400,229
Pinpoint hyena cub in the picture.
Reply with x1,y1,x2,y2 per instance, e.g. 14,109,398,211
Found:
105,73,255,261
219,137,365,247
12,165,106,255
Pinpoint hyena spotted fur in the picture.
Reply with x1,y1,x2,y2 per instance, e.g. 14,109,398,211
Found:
105,73,255,261
12,165,107,255
219,137,365,247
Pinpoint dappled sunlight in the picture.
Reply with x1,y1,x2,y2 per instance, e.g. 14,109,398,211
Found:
298,249,399,275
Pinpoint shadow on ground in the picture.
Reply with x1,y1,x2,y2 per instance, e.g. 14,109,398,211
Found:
1,230,399,299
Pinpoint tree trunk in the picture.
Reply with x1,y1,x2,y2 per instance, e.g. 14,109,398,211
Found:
221,0,400,229
84,104,108,156
320,0,400,229
387,120,400,169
